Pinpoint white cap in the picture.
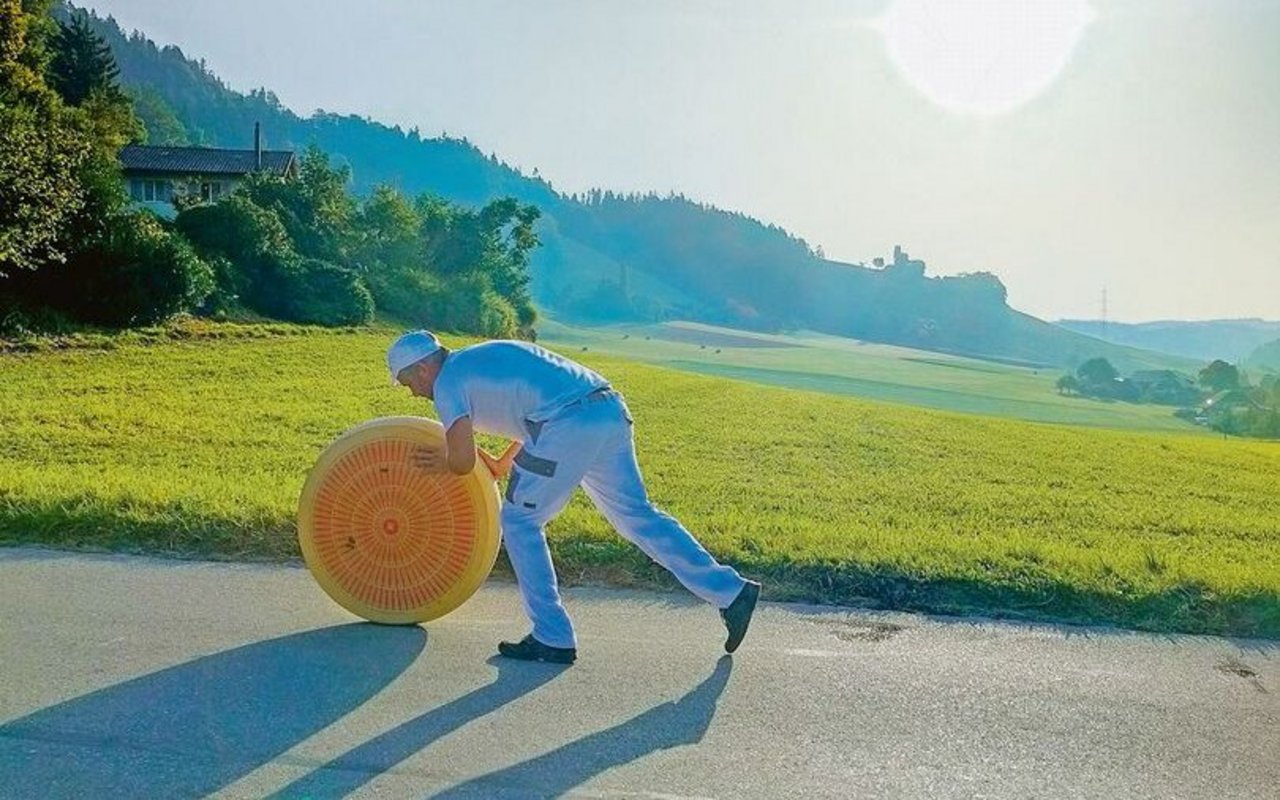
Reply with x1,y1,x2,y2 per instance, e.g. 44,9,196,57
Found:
387,330,441,384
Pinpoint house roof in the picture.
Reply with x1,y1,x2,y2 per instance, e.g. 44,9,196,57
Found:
119,145,295,177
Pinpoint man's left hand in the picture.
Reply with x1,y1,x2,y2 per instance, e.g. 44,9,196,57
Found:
477,448,512,480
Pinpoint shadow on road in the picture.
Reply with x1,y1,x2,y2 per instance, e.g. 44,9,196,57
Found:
429,655,734,799
272,654,569,799
0,623,425,799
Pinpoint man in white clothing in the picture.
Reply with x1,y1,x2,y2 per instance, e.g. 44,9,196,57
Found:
388,330,761,664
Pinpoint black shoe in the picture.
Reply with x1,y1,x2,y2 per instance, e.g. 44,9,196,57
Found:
498,634,577,664
721,580,761,653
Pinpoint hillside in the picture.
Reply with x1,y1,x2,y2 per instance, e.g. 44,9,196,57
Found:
80,5,1173,370
1058,318,1280,363
1248,338,1280,372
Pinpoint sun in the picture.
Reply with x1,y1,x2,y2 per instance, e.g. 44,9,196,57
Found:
873,0,1096,116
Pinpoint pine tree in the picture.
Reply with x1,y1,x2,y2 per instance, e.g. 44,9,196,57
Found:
47,11,120,106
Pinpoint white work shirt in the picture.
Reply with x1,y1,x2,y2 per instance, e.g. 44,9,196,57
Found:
432,341,609,441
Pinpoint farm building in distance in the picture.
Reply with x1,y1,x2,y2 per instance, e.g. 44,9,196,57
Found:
119,124,295,217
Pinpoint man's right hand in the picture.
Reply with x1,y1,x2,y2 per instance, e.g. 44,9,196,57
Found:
410,445,447,472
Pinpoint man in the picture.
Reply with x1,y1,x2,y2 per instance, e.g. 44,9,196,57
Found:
388,330,760,664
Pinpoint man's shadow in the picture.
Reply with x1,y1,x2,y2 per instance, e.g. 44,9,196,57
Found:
273,655,570,799
430,656,734,799
0,623,425,800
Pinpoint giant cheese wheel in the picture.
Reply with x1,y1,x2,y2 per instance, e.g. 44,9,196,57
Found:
297,416,501,624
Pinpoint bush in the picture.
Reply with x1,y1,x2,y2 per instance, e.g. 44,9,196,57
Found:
424,273,519,337
177,199,371,327
0,212,213,328
475,289,519,338
365,269,517,337
197,255,240,317
0,302,80,339
282,259,373,326
175,196,298,318
365,267,444,325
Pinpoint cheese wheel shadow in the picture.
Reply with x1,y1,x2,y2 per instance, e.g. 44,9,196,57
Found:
0,623,426,799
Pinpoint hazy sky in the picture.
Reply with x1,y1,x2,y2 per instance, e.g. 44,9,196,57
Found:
83,0,1279,322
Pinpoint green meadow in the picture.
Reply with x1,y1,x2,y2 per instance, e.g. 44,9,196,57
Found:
1,322,1277,636
539,319,1203,433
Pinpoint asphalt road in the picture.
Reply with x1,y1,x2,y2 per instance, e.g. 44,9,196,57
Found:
0,548,1275,799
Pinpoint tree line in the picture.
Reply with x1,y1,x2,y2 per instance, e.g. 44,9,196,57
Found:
1,2,539,337
1057,357,1280,438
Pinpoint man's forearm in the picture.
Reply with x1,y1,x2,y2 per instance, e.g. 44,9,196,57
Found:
442,417,479,475
445,445,476,475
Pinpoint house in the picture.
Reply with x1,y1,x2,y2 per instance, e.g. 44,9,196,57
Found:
119,124,296,218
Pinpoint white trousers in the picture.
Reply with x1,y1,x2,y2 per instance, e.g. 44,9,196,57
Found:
500,391,747,648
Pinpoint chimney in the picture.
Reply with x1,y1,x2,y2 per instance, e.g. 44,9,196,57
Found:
254,122,262,170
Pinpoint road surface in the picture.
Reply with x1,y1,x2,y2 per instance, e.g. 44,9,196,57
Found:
0,548,1275,799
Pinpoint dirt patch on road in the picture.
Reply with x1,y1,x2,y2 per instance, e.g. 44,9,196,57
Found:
808,617,906,643
1216,658,1267,693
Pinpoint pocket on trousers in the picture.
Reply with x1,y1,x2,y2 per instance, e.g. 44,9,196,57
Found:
514,449,558,477
505,450,560,511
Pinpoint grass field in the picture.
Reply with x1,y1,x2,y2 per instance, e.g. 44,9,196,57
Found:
539,319,1205,433
1,322,1277,636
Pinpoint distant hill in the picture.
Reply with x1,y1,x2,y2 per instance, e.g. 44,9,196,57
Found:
1057,319,1280,364
1247,338,1280,372
78,4,1184,370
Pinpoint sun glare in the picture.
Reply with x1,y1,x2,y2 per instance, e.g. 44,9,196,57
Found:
873,0,1096,116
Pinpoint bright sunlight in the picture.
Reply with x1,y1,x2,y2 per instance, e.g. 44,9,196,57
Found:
874,0,1096,115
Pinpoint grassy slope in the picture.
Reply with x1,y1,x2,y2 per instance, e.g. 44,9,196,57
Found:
539,319,1204,433
1,323,1277,636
